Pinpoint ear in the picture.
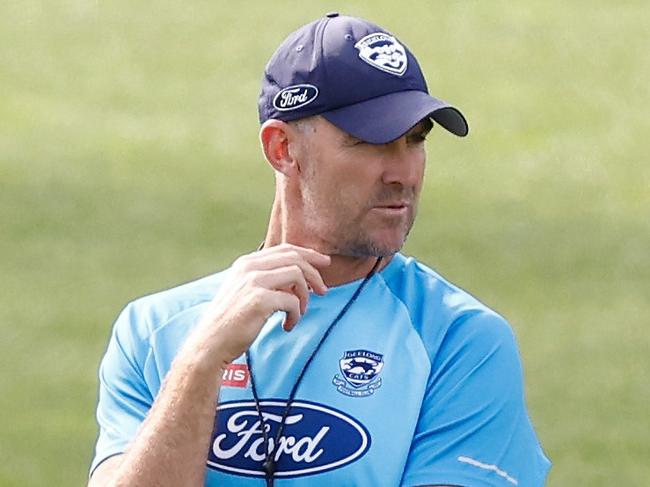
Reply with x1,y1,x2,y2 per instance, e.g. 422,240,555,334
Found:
259,119,301,175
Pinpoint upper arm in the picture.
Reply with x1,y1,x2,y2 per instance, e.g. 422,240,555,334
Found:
89,304,154,476
88,454,124,487
400,312,551,487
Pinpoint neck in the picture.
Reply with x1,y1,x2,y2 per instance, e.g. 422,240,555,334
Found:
264,196,391,287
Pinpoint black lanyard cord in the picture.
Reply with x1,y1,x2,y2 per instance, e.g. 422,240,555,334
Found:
245,256,382,487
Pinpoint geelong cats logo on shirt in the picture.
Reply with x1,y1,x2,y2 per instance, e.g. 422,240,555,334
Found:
354,32,408,76
207,400,370,478
333,349,384,397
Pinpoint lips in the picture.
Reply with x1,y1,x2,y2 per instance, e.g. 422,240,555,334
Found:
376,204,407,209
373,201,410,210
371,202,410,216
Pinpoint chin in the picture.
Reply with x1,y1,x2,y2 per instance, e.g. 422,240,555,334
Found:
372,241,406,257
371,228,410,254
328,219,413,257
340,234,407,258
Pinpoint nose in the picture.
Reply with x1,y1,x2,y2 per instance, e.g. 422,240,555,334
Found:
380,136,425,188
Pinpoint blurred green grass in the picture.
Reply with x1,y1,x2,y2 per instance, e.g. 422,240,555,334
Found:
1,1,649,485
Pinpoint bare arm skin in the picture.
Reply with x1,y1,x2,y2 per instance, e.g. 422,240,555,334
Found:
88,244,330,487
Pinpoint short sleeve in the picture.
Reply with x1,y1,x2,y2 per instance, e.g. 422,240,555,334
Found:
400,311,551,487
89,303,154,475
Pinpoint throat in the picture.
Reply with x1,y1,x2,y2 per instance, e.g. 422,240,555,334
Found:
263,196,392,287
319,255,389,287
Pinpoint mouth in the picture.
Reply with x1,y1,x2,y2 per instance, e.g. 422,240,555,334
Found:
371,202,410,216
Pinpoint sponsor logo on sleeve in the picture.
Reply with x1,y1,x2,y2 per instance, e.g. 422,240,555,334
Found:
272,84,319,111
207,400,370,477
222,363,249,388
354,32,408,76
332,349,384,397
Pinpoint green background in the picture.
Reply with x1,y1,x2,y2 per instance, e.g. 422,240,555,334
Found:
1,0,648,485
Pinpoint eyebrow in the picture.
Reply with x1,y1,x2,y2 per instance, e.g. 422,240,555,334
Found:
341,132,364,145
341,118,434,145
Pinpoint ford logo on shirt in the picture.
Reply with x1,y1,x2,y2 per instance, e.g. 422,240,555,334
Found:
207,400,371,477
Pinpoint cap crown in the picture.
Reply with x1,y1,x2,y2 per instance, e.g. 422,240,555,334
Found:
258,15,429,123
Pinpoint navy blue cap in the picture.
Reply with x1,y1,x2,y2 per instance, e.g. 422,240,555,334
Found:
258,13,469,144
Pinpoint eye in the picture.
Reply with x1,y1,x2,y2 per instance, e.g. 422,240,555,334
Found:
406,132,428,145
343,136,366,147
406,119,434,145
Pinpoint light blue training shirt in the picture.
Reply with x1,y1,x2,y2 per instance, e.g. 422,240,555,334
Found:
91,252,551,486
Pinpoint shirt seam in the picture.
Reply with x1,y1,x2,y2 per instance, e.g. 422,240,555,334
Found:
375,271,432,367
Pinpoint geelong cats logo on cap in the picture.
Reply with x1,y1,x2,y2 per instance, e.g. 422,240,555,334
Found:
273,84,319,111
354,32,408,77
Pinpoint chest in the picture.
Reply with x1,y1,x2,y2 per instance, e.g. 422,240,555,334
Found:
202,295,431,486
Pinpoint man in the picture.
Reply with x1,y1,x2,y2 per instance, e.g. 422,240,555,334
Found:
89,13,551,487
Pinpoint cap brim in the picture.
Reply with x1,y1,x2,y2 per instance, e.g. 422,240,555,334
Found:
321,90,468,144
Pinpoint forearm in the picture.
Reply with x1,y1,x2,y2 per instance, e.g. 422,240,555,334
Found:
90,245,330,487
106,344,224,487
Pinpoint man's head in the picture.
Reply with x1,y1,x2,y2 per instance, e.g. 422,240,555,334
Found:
258,14,468,257
261,115,432,256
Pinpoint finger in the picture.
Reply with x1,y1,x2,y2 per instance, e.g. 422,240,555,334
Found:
242,250,329,295
270,254,328,295
267,290,301,331
256,244,331,268
250,266,310,313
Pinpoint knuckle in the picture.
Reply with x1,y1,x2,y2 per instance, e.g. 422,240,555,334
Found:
304,264,318,279
248,288,268,310
289,263,302,274
289,265,305,282
287,250,301,261
288,293,301,307
278,290,297,305
249,287,264,302
246,270,262,285
233,254,251,270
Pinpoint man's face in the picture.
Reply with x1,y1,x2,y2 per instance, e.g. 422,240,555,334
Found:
291,116,431,257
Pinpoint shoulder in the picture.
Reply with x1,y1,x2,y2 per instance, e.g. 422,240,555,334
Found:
379,253,517,364
113,268,230,345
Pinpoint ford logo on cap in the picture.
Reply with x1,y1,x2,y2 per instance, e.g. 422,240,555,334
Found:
272,84,319,112
207,400,371,477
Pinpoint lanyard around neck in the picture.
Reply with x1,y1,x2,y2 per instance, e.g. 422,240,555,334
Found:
245,256,382,487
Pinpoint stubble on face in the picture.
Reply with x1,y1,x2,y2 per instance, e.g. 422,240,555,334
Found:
292,118,422,258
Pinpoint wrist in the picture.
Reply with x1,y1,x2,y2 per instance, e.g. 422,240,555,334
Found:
174,334,229,379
